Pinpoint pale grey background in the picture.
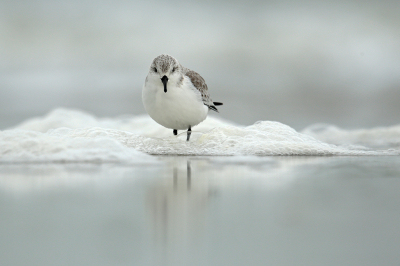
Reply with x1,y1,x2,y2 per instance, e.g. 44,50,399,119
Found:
1,0,399,130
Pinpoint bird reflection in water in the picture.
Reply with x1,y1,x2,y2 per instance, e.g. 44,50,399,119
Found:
173,160,191,191
145,158,217,253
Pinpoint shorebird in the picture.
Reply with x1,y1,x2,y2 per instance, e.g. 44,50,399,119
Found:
142,54,222,141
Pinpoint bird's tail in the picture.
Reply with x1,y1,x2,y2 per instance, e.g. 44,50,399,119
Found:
208,102,223,113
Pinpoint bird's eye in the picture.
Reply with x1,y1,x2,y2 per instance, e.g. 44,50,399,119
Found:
172,67,176,73
153,67,157,73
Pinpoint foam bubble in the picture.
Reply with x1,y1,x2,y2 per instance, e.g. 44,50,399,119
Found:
1,108,398,162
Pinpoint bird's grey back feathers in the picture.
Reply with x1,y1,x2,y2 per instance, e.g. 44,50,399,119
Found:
183,67,221,112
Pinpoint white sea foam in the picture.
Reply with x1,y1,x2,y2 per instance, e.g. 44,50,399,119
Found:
302,123,400,150
0,128,157,164
1,108,399,163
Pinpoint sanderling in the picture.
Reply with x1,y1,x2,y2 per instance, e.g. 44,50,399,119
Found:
142,54,223,141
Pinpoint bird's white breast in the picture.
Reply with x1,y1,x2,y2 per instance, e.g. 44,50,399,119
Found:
142,76,208,130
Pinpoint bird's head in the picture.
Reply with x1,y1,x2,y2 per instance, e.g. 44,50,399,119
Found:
149,54,182,93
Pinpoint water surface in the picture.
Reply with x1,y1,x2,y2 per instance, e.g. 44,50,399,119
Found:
1,156,399,266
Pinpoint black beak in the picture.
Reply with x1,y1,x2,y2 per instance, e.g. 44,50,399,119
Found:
161,75,168,93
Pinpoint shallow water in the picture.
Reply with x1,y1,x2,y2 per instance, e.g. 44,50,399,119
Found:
1,109,400,265
1,156,400,266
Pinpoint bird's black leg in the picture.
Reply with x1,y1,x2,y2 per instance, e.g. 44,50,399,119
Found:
173,129,177,135
186,126,192,141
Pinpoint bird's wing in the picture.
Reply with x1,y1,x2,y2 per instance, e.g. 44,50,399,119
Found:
184,68,220,112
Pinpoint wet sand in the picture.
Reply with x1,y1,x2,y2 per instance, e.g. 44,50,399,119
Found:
1,156,400,266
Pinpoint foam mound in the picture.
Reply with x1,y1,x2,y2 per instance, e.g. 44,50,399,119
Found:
302,123,400,150
0,128,156,164
1,108,398,162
